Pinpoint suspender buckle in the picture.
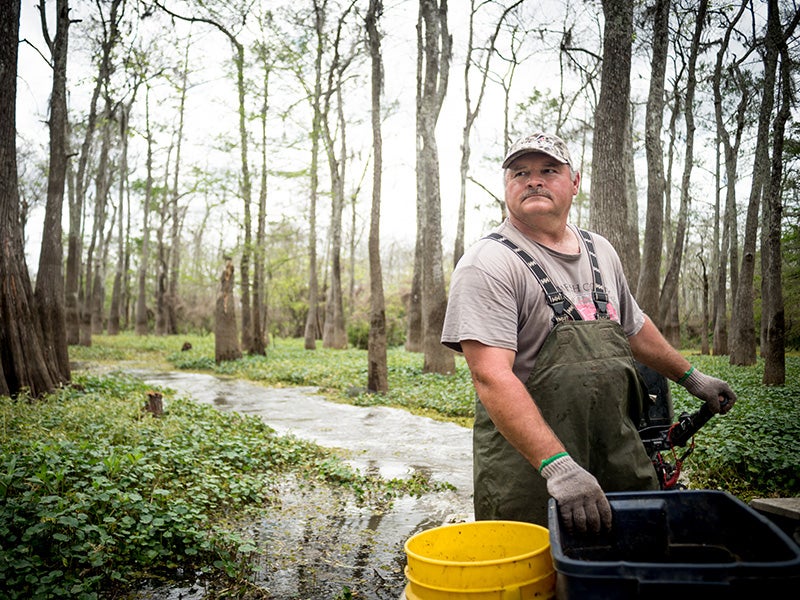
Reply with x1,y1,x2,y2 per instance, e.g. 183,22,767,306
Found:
594,291,610,319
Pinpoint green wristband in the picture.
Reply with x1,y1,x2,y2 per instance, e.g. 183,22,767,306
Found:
677,365,695,385
539,451,569,473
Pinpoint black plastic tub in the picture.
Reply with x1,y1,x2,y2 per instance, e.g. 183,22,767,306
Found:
548,490,800,599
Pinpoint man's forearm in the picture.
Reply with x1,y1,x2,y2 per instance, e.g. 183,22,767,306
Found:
629,316,692,381
473,376,565,469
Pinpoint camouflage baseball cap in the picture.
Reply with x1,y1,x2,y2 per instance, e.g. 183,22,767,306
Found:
502,131,574,170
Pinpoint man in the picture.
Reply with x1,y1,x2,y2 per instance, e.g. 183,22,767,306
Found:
441,131,736,533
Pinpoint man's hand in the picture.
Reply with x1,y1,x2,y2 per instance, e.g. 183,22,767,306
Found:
681,368,737,415
541,454,612,533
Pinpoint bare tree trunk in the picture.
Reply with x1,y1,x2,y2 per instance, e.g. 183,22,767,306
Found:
320,83,347,349
88,104,114,338
711,0,749,356
34,0,71,380
155,146,171,335
590,0,637,277
417,0,454,374
252,45,271,356
348,161,368,317
108,102,131,335
321,6,354,350
0,0,62,397
636,0,669,318
167,35,191,336
135,86,155,335
761,18,797,384
657,0,707,346
662,84,680,264
304,0,325,351
122,174,133,330
699,253,710,355
215,258,242,363
730,0,786,366
234,40,253,354
366,0,388,393
406,237,423,352
65,0,122,345
93,201,115,336
407,0,426,354
623,110,639,287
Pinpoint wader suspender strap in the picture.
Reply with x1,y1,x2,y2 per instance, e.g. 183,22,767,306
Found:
576,229,610,320
485,230,610,323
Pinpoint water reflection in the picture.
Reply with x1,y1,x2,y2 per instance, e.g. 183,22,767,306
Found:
128,370,474,599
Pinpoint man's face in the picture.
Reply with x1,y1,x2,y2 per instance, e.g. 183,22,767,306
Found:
504,152,580,229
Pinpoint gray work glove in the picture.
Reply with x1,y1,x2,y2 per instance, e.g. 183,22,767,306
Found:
541,454,612,534
681,368,736,415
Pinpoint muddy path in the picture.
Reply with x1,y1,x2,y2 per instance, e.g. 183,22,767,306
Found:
128,370,474,600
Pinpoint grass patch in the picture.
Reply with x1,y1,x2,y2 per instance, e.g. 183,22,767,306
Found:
0,366,444,599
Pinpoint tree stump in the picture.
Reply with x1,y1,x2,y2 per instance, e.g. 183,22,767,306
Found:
144,391,163,417
215,258,242,363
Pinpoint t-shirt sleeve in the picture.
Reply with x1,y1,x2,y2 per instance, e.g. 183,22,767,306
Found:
441,263,520,354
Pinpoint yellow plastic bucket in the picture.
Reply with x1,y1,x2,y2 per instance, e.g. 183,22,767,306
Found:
403,520,555,599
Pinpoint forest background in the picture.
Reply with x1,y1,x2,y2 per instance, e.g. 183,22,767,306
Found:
4,0,800,397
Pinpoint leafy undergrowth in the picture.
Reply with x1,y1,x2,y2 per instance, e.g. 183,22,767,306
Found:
75,335,800,504
0,370,443,599
668,354,800,502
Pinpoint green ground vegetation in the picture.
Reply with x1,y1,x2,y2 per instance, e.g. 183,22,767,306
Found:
0,352,444,599
5,334,798,598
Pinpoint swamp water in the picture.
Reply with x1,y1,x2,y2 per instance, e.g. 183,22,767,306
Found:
127,371,474,599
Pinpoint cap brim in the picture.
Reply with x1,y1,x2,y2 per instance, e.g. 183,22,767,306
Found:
501,149,569,169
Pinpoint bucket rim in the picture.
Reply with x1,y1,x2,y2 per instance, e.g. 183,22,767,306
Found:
404,520,551,568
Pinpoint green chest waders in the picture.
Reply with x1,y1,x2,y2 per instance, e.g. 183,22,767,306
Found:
473,231,659,526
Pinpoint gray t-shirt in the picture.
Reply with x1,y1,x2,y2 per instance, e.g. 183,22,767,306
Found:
442,219,645,383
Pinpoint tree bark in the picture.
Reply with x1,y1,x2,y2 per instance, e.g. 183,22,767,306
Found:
65,0,122,345
711,0,749,356
215,258,242,363
252,43,271,356
729,0,785,366
155,145,172,335
657,0,707,346
304,0,326,351
167,35,192,336
86,101,114,340
34,0,71,381
590,0,637,278
636,0,669,319
761,12,798,384
108,101,132,335
0,0,63,397
234,39,254,354
699,253,710,355
417,0,454,374
135,86,155,335
321,4,354,350
366,0,388,393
